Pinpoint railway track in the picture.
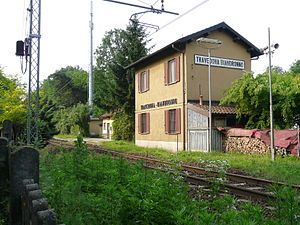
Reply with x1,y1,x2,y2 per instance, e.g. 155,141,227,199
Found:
47,138,300,203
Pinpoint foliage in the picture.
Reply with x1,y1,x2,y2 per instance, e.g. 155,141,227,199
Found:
270,185,300,225
0,69,26,140
52,103,89,136
102,140,300,185
40,142,299,224
290,60,300,74
0,69,26,126
221,72,300,129
112,110,134,141
41,66,88,108
94,18,150,118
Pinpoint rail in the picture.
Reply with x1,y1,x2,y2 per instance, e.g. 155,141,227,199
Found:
49,138,300,203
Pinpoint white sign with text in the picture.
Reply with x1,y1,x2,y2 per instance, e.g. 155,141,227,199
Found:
194,55,245,70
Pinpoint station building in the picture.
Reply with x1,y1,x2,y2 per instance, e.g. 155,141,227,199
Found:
127,22,262,152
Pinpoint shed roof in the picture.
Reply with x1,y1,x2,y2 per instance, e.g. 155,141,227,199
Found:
194,104,236,115
126,22,263,70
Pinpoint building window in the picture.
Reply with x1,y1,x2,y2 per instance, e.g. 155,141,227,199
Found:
138,70,149,93
138,113,150,134
164,56,180,85
103,122,106,130
165,109,181,134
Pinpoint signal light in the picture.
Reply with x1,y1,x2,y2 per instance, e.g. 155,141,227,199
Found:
16,40,24,56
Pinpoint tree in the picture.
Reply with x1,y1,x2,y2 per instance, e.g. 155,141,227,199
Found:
221,71,300,129
94,19,150,140
0,69,26,136
52,103,89,136
42,66,88,108
290,60,300,74
94,19,150,114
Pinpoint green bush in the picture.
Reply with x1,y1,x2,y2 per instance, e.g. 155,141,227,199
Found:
53,103,89,136
112,111,134,141
41,140,300,225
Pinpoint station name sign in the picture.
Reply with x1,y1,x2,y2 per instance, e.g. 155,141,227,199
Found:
141,98,177,110
194,55,245,70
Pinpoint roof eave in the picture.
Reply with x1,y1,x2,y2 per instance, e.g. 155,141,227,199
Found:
126,22,263,70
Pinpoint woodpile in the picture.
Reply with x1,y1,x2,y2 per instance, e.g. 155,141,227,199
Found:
225,137,270,155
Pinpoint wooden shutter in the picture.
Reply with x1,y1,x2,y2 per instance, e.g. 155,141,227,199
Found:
164,61,168,85
146,69,150,91
176,56,180,82
138,72,141,93
138,114,142,134
165,110,169,134
146,113,150,134
175,108,181,134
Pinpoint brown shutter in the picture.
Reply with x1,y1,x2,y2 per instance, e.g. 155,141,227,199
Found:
175,108,181,134
146,113,150,134
165,110,169,134
146,69,150,91
138,72,141,93
138,114,141,134
164,61,168,85
176,56,180,82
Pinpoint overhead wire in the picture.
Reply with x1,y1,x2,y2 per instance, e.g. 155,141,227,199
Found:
137,0,160,20
148,0,211,37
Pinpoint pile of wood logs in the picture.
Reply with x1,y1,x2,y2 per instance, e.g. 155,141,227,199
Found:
225,137,270,155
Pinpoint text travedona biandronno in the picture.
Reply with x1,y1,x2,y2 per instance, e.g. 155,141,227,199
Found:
194,55,245,70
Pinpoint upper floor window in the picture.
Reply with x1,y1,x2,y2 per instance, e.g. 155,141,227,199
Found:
165,108,181,134
164,56,180,85
138,113,150,134
138,70,149,93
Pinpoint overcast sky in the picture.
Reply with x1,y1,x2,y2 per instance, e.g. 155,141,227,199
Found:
1,0,299,82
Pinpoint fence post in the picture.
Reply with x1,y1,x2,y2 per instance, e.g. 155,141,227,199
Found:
2,120,13,142
9,146,39,225
0,138,9,185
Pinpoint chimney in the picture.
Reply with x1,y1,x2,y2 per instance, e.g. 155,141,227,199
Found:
199,95,203,105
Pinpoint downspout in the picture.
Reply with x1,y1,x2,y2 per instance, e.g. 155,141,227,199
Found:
172,44,186,150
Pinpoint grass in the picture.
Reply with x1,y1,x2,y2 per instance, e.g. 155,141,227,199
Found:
54,134,77,139
102,140,300,185
40,138,300,225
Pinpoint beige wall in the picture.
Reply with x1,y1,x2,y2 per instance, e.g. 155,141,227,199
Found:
102,118,113,139
135,30,253,151
185,31,251,101
135,53,184,149
89,120,102,137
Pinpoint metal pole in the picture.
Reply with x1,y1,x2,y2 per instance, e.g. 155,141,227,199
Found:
268,27,275,161
88,0,94,107
26,0,41,145
208,48,212,153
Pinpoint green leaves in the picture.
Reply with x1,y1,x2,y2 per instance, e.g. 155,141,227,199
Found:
42,66,88,108
221,71,300,129
0,70,26,126
52,103,89,136
94,19,150,115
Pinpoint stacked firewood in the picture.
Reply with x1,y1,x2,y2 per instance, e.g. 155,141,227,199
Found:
225,137,270,155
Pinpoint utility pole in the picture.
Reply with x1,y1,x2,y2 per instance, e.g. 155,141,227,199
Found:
27,0,42,145
268,28,275,161
88,0,94,108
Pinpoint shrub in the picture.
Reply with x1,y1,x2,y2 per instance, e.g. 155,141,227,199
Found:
53,103,89,136
112,111,134,141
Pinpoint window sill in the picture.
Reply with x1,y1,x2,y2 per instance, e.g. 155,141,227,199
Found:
166,80,179,86
139,89,149,93
166,132,181,135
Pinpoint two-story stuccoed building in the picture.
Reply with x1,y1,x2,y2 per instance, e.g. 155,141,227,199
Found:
127,22,262,152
